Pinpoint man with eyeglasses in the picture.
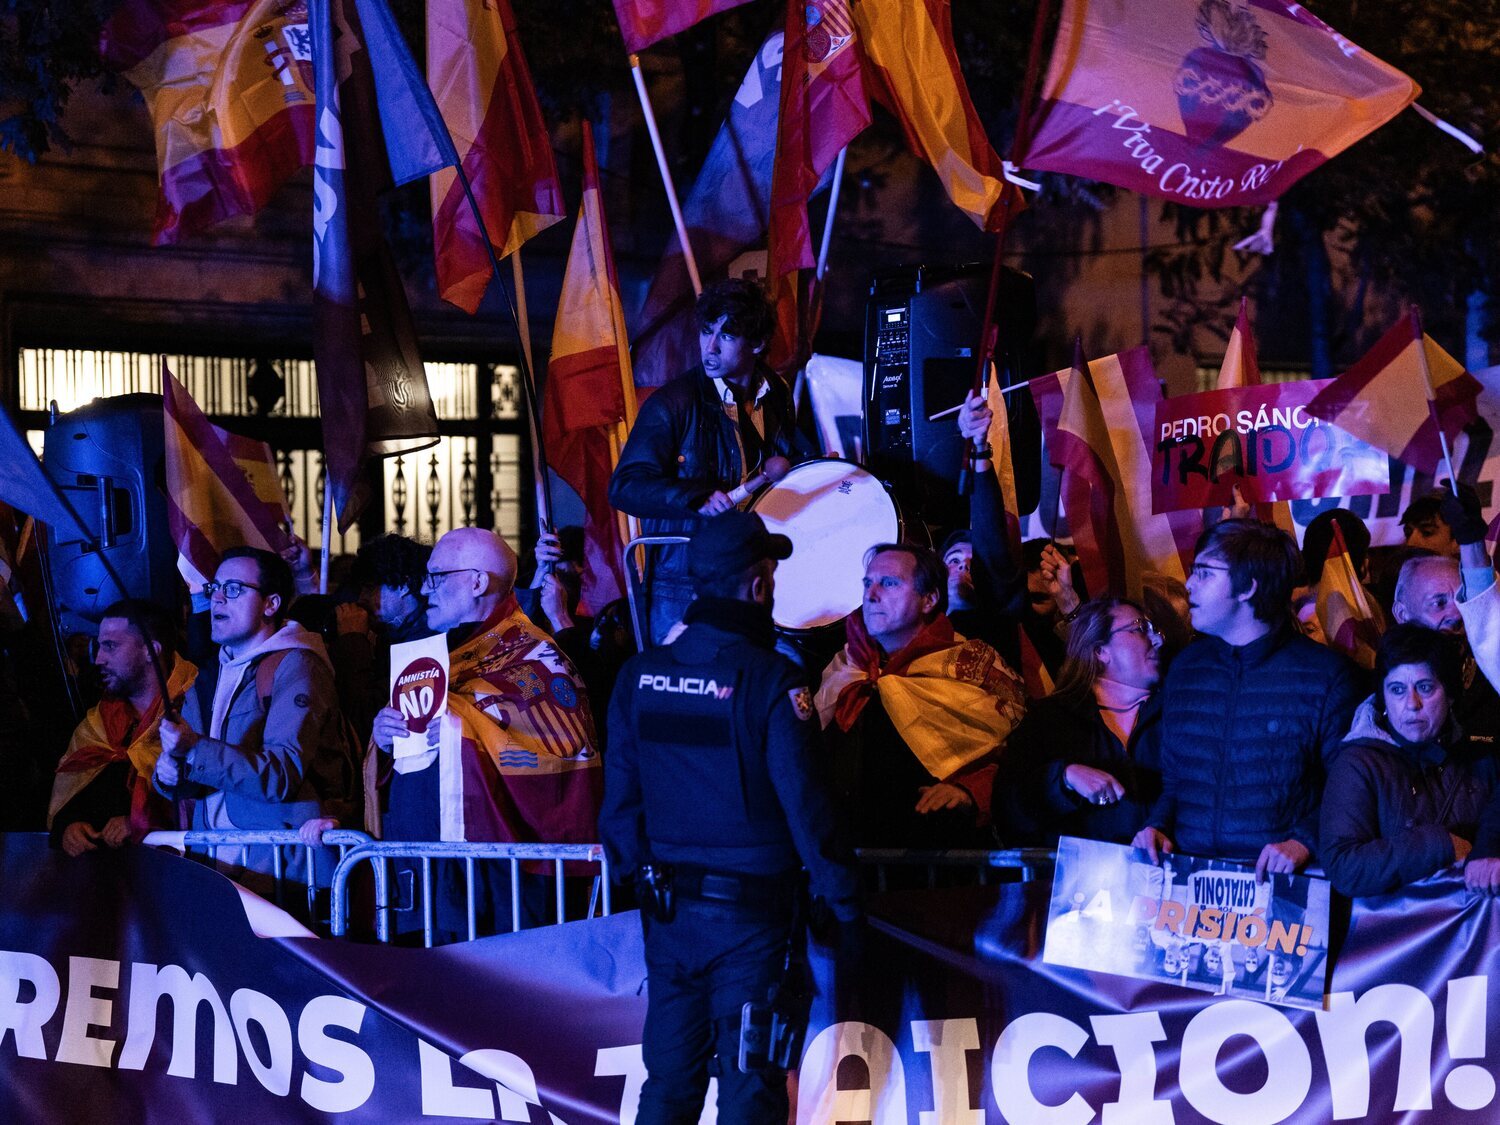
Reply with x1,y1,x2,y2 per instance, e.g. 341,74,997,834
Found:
368,527,600,939
49,599,195,856
1133,520,1361,880
152,547,357,887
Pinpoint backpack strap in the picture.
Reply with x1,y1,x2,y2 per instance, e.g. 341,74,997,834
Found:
254,649,290,711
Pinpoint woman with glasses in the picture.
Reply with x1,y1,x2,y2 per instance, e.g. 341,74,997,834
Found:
997,598,1165,846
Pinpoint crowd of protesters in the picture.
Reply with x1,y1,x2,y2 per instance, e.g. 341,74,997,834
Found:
4,277,1500,935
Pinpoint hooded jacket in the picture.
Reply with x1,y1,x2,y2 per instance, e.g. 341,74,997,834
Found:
1320,696,1500,898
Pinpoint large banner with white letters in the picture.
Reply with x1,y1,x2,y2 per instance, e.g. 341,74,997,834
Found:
4,833,1500,1122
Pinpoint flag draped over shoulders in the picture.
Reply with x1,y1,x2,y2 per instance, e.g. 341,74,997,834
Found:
815,611,1025,782
440,597,601,845
99,0,316,244
428,0,565,314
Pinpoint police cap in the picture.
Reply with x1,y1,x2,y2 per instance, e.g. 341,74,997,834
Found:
689,511,792,578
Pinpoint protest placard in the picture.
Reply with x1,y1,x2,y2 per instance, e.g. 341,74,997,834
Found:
389,634,449,759
1153,380,1389,512
1043,836,1332,1010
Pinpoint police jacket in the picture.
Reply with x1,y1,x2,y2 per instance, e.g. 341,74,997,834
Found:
1320,699,1500,897
607,366,812,581
1147,620,1361,862
600,597,857,914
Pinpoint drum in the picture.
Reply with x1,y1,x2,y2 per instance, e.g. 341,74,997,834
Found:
749,459,901,632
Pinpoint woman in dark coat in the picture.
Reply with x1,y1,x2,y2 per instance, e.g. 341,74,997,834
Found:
997,597,1164,845
1320,625,1500,898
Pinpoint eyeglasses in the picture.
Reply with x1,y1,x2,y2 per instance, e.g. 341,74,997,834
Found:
1110,618,1162,640
204,579,264,601
422,568,476,593
1189,562,1231,582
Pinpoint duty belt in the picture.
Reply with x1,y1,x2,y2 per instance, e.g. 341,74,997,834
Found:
673,865,799,912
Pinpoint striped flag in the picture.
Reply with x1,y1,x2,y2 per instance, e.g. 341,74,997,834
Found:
1052,345,1201,597
428,0,565,314
611,0,754,53
851,0,1023,231
985,364,1023,557
311,0,452,528
99,0,315,244
1307,311,1483,475
542,122,635,612
1215,299,1296,534
1314,521,1382,669
163,365,292,593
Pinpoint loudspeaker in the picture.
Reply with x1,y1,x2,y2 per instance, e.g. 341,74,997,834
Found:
864,263,1039,538
43,394,178,636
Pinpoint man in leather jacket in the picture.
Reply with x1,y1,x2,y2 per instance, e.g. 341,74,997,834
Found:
609,279,813,645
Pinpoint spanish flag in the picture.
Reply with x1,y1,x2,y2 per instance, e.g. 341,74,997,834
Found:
98,0,315,244
852,0,1022,231
542,122,635,611
428,0,566,314
1216,299,1295,534
1314,521,1382,669
163,364,292,593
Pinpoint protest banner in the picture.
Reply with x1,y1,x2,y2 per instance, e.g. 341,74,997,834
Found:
389,635,449,760
1044,836,1331,1010
6,832,1500,1121
1153,380,1389,513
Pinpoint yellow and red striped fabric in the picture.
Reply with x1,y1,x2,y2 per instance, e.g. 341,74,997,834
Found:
1314,522,1382,669
1216,299,1295,534
428,0,565,314
852,0,1023,231
99,0,315,244
611,0,753,53
541,122,636,611
163,366,291,593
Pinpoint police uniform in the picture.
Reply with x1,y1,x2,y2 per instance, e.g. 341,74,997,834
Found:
600,513,858,1124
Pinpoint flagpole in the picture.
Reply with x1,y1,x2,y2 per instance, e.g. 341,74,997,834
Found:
1410,307,1462,494
447,163,555,531
630,54,703,295
511,249,554,533
320,485,333,594
815,146,848,282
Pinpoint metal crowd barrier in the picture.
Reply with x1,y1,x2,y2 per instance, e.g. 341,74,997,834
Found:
143,829,374,924
329,841,612,947
854,848,1057,891
623,534,691,650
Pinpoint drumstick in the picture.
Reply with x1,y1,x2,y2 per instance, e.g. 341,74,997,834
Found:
728,455,792,505
927,378,1041,422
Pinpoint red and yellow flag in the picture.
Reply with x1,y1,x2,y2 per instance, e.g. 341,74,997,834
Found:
1216,299,1295,534
1018,0,1418,207
428,0,566,314
852,0,1022,231
99,0,315,244
1052,345,1202,598
1314,522,1382,669
162,364,292,593
1307,311,1483,475
542,122,636,611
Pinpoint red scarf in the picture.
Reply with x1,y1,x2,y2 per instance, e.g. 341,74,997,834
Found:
832,611,961,732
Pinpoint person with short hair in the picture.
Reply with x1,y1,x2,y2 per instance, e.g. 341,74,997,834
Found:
1133,520,1361,878
1321,625,1500,898
816,543,1026,848
601,510,858,1122
609,278,815,644
1402,490,1460,557
154,548,357,881
1000,597,1164,846
50,600,195,855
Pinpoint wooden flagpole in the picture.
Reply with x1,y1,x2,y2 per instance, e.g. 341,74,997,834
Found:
630,54,702,295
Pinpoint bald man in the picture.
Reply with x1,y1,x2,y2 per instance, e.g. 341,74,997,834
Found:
370,527,601,940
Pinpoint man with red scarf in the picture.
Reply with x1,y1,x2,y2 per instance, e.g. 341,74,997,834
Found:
49,600,194,854
815,544,1026,848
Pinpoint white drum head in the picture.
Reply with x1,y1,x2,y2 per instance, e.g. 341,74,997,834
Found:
750,460,899,630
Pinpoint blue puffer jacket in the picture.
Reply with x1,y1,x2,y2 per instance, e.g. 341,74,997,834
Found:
1148,621,1362,862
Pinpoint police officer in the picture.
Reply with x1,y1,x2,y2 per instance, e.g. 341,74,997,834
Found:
601,510,859,1124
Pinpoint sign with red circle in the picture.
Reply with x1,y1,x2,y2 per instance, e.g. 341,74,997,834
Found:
391,655,447,733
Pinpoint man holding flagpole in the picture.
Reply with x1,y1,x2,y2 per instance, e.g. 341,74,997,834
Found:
610,280,814,645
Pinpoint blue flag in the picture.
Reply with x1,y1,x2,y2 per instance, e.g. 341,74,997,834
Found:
0,403,88,535
311,0,451,529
